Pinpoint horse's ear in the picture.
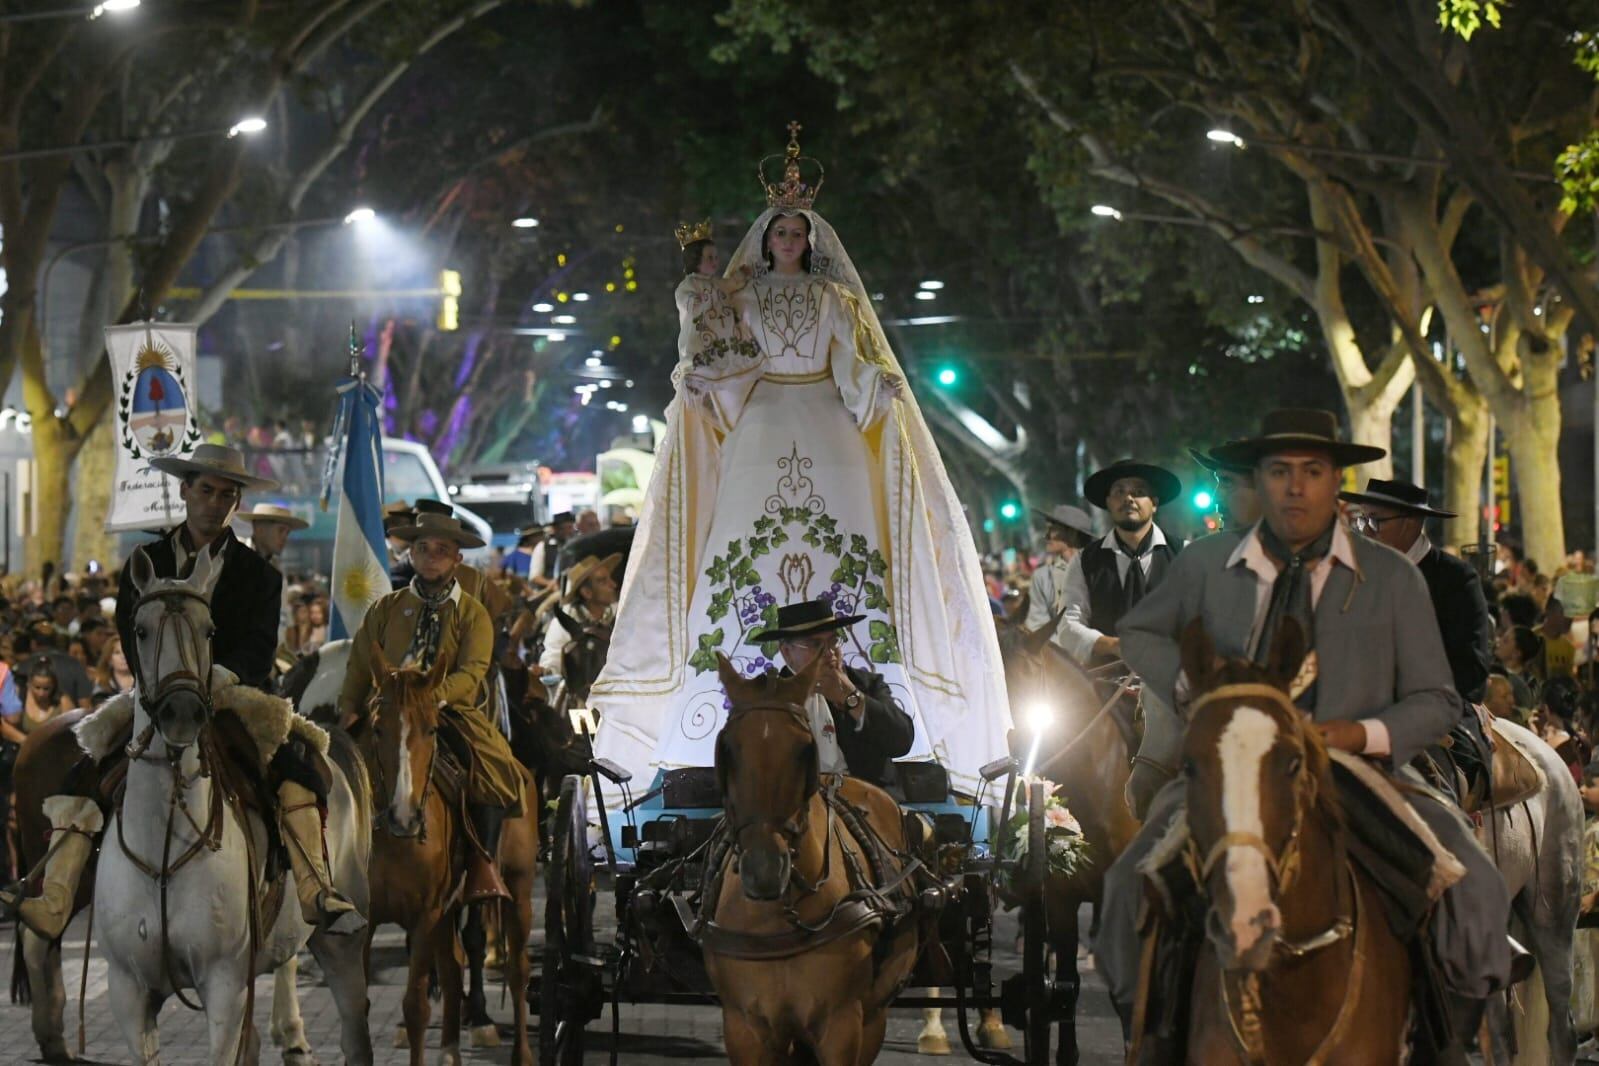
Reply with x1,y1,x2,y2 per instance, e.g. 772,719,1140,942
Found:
1264,619,1308,693
369,641,394,684
552,603,580,637
1178,618,1218,696
189,540,225,600
715,651,743,693
1021,607,1065,656
129,547,155,596
424,653,450,694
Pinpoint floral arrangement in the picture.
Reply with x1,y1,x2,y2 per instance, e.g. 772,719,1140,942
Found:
999,777,1091,884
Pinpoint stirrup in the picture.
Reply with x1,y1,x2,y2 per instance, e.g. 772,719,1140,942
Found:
0,880,25,916
316,891,367,936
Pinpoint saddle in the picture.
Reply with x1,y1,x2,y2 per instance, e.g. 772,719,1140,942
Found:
1481,717,1544,812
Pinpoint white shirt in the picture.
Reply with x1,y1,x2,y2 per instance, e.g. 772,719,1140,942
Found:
1405,532,1432,565
1059,525,1170,663
539,603,613,677
1224,521,1391,756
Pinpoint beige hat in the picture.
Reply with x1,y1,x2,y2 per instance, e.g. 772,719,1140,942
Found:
149,443,280,491
562,552,621,605
235,503,309,531
389,511,485,549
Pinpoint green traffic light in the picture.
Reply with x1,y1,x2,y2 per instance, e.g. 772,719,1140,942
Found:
999,501,1020,520
1193,490,1214,510
936,366,958,387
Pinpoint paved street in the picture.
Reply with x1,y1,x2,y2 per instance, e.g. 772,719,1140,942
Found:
0,897,1126,1064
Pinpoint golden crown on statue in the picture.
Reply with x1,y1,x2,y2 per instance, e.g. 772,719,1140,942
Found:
674,219,714,249
759,121,825,211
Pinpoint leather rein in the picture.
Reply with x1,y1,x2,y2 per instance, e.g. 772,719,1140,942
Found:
680,696,925,962
365,689,440,842
1184,682,1362,1064
118,584,263,1050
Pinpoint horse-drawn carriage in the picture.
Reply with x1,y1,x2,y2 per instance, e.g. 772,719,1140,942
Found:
533,745,1063,1065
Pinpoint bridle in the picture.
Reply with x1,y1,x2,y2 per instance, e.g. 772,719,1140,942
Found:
131,585,216,747
718,695,828,895
367,683,440,841
1183,682,1361,1065
1184,683,1315,898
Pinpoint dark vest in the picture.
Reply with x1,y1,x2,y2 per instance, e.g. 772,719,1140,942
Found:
1080,532,1176,638
541,535,562,579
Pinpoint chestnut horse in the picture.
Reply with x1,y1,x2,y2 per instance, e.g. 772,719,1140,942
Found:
1147,622,1409,1063
361,649,540,1066
705,653,924,1065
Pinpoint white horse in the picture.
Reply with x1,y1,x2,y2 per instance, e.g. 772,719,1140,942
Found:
96,545,373,1064
1475,717,1584,1064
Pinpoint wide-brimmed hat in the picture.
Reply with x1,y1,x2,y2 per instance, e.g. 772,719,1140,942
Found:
148,443,279,491
381,501,415,534
1083,459,1182,510
749,599,865,643
389,511,485,549
1031,504,1094,537
1211,409,1387,469
1338,477,1456,519
413,498,454,517
1189,445,1255,476
561,552,621,604
234,503,309,531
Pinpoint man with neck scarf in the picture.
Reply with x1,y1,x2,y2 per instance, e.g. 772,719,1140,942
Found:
1055,459,1183,665
1101,409,1514,1062
338,510,523,903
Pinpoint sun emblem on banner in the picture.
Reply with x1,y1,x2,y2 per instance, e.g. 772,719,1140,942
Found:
117,338,199,461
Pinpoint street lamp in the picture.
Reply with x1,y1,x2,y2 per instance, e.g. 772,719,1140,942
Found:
1090,204,1123,220
1,0,138,23
342,206,376,225
0,115,267,163
919,280,945,291
1206,129,1245,149
1203,127,1555,183
914,290,936,301
512,217,539,229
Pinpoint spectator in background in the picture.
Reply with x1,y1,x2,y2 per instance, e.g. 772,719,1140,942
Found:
576,509,602,537
20,658,73,725
65,636,89,670
15,627,93,707
502,526,538,578
78,617,111,665
302,599,328,653
0,659,22,881
1536,675,1589,784
1545,599,1579,680
91,635,135,704
1496,624,1545,709
1484,674,1522,725
1500,592,1541,633
48,596,74,639
1532,572,1554,611
272,420,293,449
299,418,319,450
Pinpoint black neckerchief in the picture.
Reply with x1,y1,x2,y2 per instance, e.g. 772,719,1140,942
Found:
1253,521,1336,708
1116,526,1156,605
406,575,458,671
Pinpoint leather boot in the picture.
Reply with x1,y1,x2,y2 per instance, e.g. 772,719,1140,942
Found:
465,803,512,903
5,796,103,940
278,781,366,936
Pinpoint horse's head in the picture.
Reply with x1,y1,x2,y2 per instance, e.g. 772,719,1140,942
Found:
367,644,449,838
553,603,611,704
714,652,825,902
1180,619,1333,973
127,543,223,749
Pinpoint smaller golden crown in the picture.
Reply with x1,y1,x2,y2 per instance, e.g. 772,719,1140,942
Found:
674,218,714,249
759,121,825,211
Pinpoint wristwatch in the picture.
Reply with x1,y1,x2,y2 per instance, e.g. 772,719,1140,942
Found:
842,688,863,711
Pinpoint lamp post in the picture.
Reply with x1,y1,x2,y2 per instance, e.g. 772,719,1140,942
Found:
1205,128,1557,184
0,115,265,164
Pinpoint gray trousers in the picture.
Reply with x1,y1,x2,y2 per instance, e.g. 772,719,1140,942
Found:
1099,771,1513,1016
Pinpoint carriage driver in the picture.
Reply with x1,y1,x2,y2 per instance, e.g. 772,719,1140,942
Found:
338,509,524,903
0,444,364,938
1103,409,1514,1058
538,552,621,682
748,600,915,789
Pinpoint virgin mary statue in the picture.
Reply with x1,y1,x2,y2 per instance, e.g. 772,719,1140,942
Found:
591,125,1011,795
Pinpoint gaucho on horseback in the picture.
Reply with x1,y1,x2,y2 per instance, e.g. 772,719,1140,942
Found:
0,444,364,938
1105,408,1518,1061
338,508,524,903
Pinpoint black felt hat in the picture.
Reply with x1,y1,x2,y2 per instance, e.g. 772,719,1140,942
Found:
1083,459,1182,510
1339,478,1456,519
748,599,865,643
1211,409,1387,468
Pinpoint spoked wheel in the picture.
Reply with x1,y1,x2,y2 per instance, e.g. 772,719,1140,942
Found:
538,774,598,1066
1021,780,1051,1065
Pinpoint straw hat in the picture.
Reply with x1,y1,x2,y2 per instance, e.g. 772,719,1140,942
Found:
148,443,279,491
234,503,309,531
562,552,621,605
388,511,485,549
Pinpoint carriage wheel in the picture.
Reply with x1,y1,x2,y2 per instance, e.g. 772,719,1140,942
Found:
538,774,597,1066
1021,780,1052,1065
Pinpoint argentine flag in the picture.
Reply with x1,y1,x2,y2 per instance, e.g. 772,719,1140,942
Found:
324,374,388,640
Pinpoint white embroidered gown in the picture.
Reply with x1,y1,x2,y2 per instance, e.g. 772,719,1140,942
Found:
593,251,1010,797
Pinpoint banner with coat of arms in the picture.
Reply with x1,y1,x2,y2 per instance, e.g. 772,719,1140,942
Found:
106,322,202,532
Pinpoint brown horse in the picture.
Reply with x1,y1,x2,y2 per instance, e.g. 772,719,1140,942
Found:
992,618,1142,1064
1150,621,1409,1064
362,648,540,1066
704,653,923,1065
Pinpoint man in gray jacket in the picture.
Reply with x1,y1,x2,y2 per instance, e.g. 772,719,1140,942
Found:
1102,409,1511,1051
